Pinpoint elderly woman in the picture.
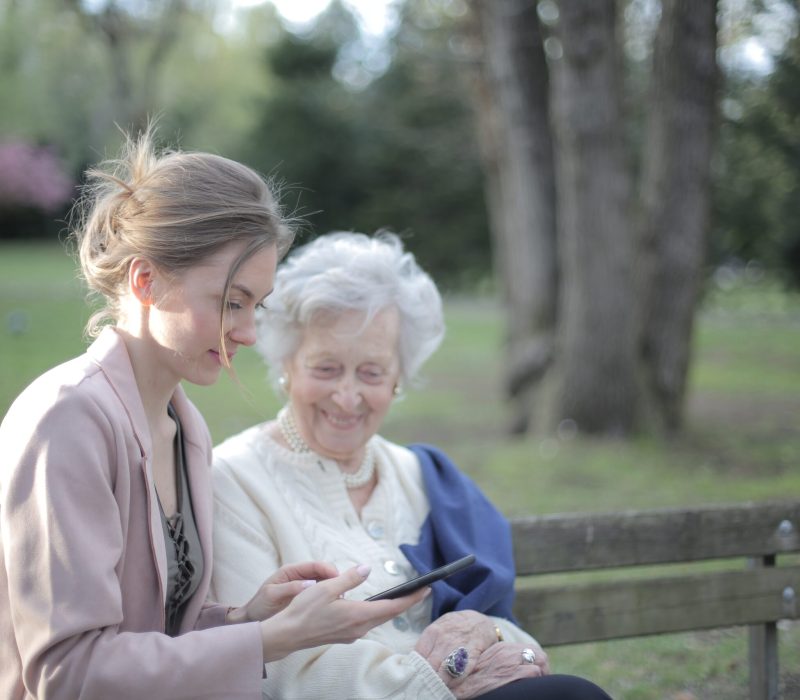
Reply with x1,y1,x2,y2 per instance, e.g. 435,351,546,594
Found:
210,233,610,700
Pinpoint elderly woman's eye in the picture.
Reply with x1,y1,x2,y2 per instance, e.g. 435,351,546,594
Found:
313,366,337,376
360,367,385,381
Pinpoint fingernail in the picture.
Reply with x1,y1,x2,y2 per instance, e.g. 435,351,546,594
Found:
301,579,316,589
356,564,371,578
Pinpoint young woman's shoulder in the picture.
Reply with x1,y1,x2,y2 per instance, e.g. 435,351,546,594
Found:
0,351,134,484
3,351,106,423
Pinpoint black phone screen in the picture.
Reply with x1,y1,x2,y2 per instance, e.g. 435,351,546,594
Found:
365,554,476,601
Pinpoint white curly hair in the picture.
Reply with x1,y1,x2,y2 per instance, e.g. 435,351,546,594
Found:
256,231,445,391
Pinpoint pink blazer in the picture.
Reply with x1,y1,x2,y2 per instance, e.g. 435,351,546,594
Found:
0,328,264,699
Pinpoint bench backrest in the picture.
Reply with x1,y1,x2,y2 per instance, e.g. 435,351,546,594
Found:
510,500,800,646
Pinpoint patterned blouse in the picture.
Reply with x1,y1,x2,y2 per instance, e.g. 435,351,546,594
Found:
160,404,204,636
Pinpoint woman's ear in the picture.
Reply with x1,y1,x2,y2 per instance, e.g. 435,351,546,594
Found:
128,257,156,306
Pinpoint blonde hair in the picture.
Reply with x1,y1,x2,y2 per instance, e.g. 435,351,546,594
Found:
70,127,294,340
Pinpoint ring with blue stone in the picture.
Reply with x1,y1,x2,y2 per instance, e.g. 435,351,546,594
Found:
445,646,469,678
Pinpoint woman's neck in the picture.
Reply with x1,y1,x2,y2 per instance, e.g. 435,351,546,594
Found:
115,326,178,423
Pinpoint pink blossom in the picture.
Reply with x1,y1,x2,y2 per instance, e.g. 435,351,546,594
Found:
0,141,74,212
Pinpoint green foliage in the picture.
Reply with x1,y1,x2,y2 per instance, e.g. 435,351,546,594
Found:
242,0,490,289
244,20,367,239
0,0,109,171
269,33,339,79
351,21,491,290
0,0,276,209
2,0,800,289
714,6,800,287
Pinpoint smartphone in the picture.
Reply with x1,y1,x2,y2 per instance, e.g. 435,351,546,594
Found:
365,554,476,601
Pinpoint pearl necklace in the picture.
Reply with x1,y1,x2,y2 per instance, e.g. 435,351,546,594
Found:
277,406,376,489
277,405,310,453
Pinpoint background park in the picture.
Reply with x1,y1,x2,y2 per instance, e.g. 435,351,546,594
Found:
1,0,799,697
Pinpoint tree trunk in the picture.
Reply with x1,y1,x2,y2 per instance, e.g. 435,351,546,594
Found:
465,0,719,438
637,0,718,433
548,0,637,434
466,0,558,434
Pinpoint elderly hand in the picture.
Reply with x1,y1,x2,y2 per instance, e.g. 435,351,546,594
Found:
258,564,431,662
452,642,550,699
227,560,340,624
413,611,500,688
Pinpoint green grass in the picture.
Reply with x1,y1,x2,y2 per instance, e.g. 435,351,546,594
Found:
2,242,800,698
1,243,90,404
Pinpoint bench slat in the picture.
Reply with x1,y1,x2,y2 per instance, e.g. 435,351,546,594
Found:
513,564,800,646
512,501,800,575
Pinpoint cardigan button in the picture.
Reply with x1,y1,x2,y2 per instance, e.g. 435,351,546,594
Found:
392,616,409,632
366,520,385,539
383,559,401,575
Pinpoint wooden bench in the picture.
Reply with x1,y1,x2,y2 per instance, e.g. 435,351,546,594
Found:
510,501,800,700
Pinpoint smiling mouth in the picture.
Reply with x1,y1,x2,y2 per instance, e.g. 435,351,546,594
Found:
322,410,362,429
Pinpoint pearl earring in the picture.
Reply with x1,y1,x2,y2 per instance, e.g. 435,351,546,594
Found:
279,374,290,392
393,383,403,397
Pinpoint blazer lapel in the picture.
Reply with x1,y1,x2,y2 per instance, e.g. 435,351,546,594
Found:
86,327,169,605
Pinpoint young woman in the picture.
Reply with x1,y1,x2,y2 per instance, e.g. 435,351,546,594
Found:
0,132,426,700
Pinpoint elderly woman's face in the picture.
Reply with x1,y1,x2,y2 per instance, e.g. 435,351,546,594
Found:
286,307,401,464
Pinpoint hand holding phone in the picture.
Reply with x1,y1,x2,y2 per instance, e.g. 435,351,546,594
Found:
365,554,476,601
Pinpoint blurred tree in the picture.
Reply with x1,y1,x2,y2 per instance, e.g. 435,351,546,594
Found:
0,0,110,170
154,2,283,158
636,0,718,432
243,5,366,241
60,0,198,132
466,0,557,434
0,0,279,238
548,0,639,435
351,0,490,284
244,0,490,287
469,0,718,436
714,5,800,288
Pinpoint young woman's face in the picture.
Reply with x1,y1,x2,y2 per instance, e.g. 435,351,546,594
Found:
148,242,278,387
286,307,401,465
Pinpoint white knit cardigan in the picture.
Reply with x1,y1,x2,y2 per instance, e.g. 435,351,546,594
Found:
210,424,535,700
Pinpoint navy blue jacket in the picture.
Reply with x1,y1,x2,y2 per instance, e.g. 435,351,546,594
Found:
400,444,517,622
